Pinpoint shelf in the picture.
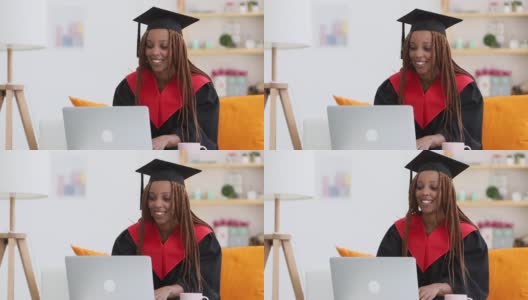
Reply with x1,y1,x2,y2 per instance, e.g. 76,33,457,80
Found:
451,48,528,55
469,164,528,170
458,200,528,207
186,163,263,169
448,12,528,18
190,199,264,206
189,12,264,18
188,48,264,56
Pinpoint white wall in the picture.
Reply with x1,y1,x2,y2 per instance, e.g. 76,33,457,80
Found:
0,150,263,299
264,150,528,300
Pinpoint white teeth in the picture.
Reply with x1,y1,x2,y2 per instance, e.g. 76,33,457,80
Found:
416,62,425,65
154,212,165,215
421,200,432,204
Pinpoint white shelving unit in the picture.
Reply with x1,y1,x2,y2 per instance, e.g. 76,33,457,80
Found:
442,0,528,89
178,151,264,243
178,0,264,91
454,158,528,247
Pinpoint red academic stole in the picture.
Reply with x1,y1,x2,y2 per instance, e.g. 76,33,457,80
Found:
125,69,210,129
394,214,476,272
127,221,212,280
388,71,473,129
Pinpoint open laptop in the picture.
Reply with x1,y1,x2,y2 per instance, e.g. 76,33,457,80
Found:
65,256,155,300
329,257,419,300
63,107,152,150
327,106,416,150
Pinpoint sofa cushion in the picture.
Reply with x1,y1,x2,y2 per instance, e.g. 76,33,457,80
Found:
483,95,528,150
71,245,109,256
218,95,264,150
333,95,371,106
69,96,108,107
221,246,264,300
335,246,373,257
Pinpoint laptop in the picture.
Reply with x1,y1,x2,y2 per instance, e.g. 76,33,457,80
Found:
327,106,416,150
65,256,155,300
63,107,152,150
329,257,419,300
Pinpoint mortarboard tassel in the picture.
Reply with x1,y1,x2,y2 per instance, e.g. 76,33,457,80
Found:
140,173,144,209
401,23,405,59
137,23,141,58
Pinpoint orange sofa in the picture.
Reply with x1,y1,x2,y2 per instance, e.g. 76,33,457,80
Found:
71,245,264,300
68,94,264,150
337,246,528,300
333,94,528,150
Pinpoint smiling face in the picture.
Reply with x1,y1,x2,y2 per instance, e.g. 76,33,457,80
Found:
415,170,440,215
147,181,174,228
409,30,435,79
145,29,171,78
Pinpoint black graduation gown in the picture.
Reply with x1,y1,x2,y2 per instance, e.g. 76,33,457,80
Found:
374,71,483,150
112,221,222,300
377,215,489,300
113,69,219,150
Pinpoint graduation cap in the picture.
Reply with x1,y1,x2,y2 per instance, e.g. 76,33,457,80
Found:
397,9,462,58
136,159,201,209
405,150,469,184
133,7,199,57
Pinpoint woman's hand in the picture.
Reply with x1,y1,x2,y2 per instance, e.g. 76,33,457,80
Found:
419,283,452,300
154,284,184,300
416,134,446,150
154,286,173,300
152,135,181,150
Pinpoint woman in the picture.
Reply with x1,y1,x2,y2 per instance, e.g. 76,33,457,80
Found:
377,151,489,300
112,159,221,300
374,9,483,150
113,7,219,150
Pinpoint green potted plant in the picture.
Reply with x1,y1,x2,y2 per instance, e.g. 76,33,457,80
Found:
486,185,501,200
514,153,526,165
248,0,259,12
221,184,237,199
483,33,500,48
249,151,261,163
512,0,524,12
219,33,235,48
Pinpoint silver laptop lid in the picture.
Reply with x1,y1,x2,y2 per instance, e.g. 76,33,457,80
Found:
63,107,152,150
327,105,416,150
65,256,154,300
330,257,419,300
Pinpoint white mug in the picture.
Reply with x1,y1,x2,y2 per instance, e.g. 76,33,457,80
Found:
445,294,473,300
178,142,207,151
180,293,209,300
442,142,471,157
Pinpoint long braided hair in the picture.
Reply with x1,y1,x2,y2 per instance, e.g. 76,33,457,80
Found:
399,31,473,142
135,29,211,143
136,181,212,292
402,171,476,290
